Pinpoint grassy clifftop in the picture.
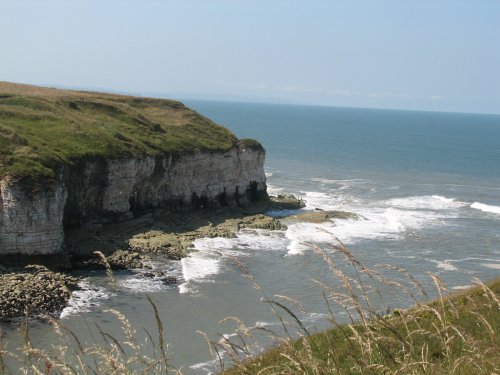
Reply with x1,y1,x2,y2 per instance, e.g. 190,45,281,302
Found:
0,82,246,180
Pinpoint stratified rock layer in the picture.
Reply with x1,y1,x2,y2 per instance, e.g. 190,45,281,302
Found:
0,142,267,257
0,179,67,255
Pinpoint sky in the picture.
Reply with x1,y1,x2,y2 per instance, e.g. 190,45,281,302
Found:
1,0,499,114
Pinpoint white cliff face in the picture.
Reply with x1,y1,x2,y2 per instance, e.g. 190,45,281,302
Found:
0,144,267,256
105,146,266,212
0,178,67,255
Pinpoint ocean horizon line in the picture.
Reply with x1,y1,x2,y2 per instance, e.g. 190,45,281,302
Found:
7,80,500,117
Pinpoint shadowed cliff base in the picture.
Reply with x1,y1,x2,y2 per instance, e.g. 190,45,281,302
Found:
66,194,304,268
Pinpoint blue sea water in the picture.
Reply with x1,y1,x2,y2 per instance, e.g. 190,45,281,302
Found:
187,101,500,180
180,101,500,370
2,102,499,374
187,101,500,258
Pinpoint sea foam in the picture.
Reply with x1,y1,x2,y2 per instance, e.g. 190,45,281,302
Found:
286,222,338,255
327,207,439,245
118,260,183,293
283,190,464,251
60,281,113,318
267,184,284,196
385,195,466,210
179,254,221,294
178,235,256,294
470,202,500,215
435,261,458,271
481,263,500,270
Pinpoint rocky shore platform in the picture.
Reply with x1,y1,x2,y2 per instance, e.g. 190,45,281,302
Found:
0,194,364,321
66,194,304,267
0,265,78,321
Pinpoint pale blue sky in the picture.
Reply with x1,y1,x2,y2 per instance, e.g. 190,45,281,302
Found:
1,0,499,114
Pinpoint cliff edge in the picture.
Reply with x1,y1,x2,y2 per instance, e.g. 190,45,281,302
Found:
0,82,268,259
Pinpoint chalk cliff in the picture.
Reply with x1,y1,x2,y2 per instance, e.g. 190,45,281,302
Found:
0,82,268,259
0,142,267,256
0,178,67,256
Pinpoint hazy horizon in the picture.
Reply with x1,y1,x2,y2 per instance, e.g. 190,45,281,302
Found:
1,0,499,114
11,81,496,117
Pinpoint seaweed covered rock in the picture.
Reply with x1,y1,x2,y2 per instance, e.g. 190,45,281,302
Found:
236,214,287,231
269,194,306,210
0,266,78,321
129,231,192,260
107,250,150,269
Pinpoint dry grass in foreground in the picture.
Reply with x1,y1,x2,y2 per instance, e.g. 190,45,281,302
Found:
0,301,173,375
0,252,174,375
0,244,498,374
213,242,500,375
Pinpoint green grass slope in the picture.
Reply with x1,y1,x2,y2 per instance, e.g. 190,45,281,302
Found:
0,82,242,181
222,279,500,374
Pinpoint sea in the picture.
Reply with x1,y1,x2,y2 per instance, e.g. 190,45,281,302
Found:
1,102,499,373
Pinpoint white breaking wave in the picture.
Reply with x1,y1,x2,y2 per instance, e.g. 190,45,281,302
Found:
254,320,274,328
302,192,466,213
328,207,439,245
429,257,500,273
119,260,183,293
311,178,341,185
182,183,480,279
286,223,338,255
281,190,466,252
236,229,287,252
179,253,221,294
119,276,166,293
470,202,500,215
193,229,286,254
191,236,235,252
267,184,284,196
435,261,458,271
181,256,220,281
179,229,289,293
385,195,467,210
481,263,500,270
450,257,500,263
179,237,251,294
182,208,433,258
60,281,113,318
301,191,361,211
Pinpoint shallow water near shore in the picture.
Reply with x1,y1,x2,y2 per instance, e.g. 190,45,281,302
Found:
2,102,500,373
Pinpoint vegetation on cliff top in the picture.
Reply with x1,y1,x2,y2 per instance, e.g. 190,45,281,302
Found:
0,82,259,181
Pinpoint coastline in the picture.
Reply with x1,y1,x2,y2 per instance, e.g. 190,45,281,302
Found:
1,96,499,372
0,195,306,321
